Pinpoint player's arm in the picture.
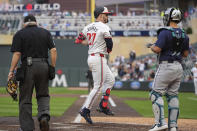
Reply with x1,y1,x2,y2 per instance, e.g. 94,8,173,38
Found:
182,36,189,58
8,32,22,81
182,50,189,57
148,31,165,54
150,45,161,54
104,27,113,53
47,31,57,67
75,32,87,45
8,52,21,81
105,38,113,53
50,48,57,67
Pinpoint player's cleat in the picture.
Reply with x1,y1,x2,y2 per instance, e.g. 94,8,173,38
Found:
79,108,93,124
149,124,168,131
39,116,49,131
96,105,114,116
169,127,177,131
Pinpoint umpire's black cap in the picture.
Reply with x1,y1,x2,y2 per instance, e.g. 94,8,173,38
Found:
24,14,37,23
94,6,111,18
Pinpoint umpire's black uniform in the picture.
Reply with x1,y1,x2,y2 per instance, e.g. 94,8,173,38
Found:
10,15,56,131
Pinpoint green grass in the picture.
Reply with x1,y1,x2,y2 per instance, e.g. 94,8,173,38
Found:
0,87,88,95
0,97,77,117
0,87,87,117
1,88,196,119
113,90,197,119
49,87,88,94
111,90,149,98
0,87,7,94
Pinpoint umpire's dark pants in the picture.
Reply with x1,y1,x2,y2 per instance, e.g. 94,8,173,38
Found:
19,60,50,131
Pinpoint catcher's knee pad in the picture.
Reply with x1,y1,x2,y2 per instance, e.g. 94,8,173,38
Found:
166,94,179,128
150,90,165,126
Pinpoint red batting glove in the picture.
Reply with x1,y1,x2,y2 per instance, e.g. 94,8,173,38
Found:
74,38,82,44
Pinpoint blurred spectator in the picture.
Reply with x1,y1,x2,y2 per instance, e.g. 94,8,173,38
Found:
148,70,155,81
129,50,136,63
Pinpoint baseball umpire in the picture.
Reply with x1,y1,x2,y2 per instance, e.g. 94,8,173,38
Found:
7,14,57,131
146,8,189,131
75,6,115,124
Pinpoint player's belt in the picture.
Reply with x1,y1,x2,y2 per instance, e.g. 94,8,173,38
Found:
90,53,104,57
159,60,180,64
23,57,47,63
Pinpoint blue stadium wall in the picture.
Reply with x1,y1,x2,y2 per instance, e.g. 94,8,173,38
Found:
0,39,195,92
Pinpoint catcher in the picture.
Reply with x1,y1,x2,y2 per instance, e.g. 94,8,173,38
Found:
147,8,189,131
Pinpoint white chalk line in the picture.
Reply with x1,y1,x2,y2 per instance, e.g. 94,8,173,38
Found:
73,95,116,123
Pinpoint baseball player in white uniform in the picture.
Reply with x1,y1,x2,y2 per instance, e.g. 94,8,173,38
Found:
191,62,197,95
75,6,115,124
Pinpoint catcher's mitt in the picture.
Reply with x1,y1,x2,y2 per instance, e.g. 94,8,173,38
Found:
146,43,154,48
7,76,18,101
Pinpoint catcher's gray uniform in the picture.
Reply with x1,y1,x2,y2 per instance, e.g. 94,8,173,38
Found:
148,8,189,131
149,27,189,131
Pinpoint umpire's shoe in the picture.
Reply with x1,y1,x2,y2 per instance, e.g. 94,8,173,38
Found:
79,107,93,124
96,104,114,116
149,124,168,131
39,115,50,131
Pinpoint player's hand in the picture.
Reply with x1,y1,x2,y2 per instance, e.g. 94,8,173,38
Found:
7,71,14,81
74,39,82,44
107,48,112,53
146,43,153,48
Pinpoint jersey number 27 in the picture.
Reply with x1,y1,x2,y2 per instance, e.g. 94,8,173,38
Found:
87,33,96,45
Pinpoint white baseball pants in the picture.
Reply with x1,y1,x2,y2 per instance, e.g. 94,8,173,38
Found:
82,54,115,109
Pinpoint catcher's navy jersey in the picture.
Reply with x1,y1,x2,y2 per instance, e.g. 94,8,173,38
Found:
155,28,189,62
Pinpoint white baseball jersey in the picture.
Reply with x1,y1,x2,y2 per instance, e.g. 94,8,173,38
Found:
82,21,112,55
80,22,115,110
191,67,197,78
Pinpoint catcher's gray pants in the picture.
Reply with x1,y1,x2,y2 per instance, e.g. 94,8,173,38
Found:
151,61,183,128
152,61,183,95
19,61,50,131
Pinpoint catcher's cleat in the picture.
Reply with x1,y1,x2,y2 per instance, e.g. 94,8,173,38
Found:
169,127,177,131
39,116,49,131
149,124,168,131
96,106,114,116
79,108,93,124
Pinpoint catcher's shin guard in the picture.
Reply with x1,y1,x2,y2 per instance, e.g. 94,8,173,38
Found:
150,90,166,126
166,94,179,129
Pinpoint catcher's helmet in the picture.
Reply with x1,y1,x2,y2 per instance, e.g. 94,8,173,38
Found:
94,6,111,18
163,7,182,26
